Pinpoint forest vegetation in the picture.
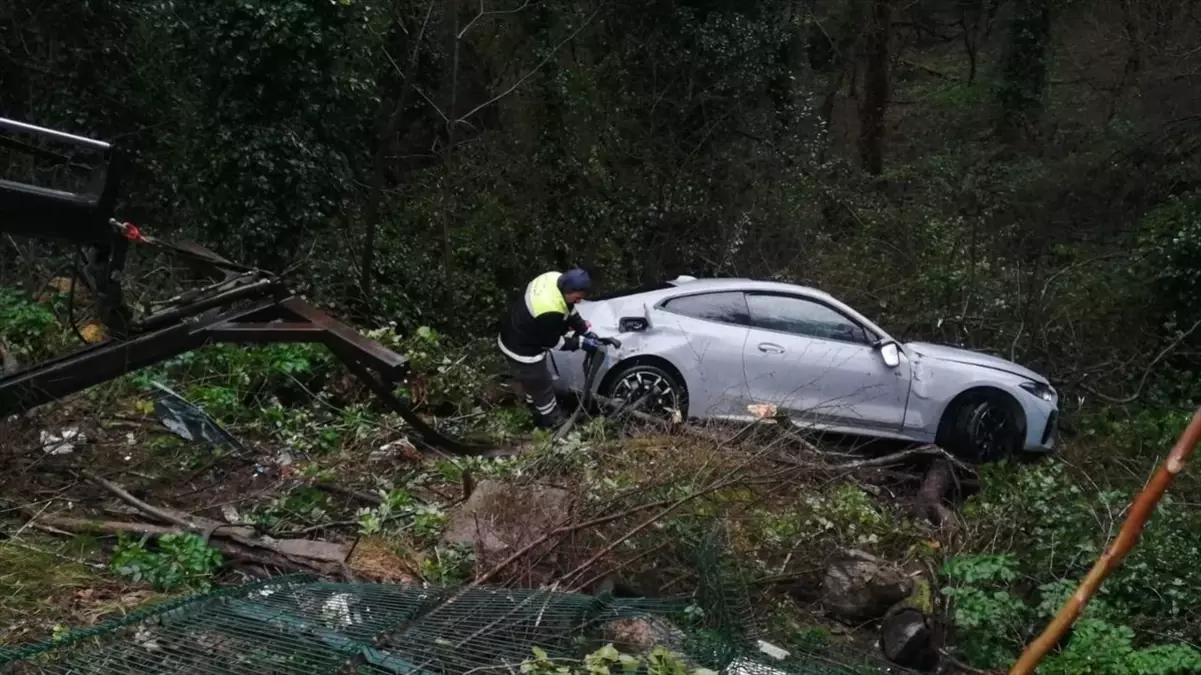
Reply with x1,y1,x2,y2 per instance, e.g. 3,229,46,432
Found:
2,0,1201,673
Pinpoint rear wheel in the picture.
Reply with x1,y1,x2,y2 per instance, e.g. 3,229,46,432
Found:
939,394,1023,463
602,363,688,421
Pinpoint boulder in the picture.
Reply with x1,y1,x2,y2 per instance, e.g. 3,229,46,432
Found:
880,573,944,672
441,479,573,558
820,549,912,623
881,606,941,671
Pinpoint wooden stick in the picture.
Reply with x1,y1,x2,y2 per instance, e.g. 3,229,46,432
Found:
33,514,324,575
79,470,350,566
1009,408,1201,675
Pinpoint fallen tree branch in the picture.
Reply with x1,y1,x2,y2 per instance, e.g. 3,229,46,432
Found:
556,473,747,587
81,470,198,529
568,542,671,594
31,514,326,575
772,444,975,474
313,482,384,506
79,470,351,566
400,463,752,675
913,459,958,527
593,394,725,443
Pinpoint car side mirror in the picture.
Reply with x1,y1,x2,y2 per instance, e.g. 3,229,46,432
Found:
879,341,900,368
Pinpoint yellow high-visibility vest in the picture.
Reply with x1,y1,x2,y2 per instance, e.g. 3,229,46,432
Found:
524,271,567,317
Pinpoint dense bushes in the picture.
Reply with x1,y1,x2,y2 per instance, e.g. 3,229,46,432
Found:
4,0,1201,667
942,461,1201,672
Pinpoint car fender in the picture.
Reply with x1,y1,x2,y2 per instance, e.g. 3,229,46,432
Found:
918,369,1051,446
906,358,1030,433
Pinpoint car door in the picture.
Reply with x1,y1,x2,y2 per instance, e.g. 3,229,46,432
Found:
741,292,910,431
649,291,753,419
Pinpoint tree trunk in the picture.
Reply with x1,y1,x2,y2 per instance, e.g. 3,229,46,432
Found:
359,2,434,307
914,458,955,526
997,0,1051,143
858,0,892,175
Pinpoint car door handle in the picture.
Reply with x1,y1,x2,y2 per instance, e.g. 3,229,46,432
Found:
758,342,785,354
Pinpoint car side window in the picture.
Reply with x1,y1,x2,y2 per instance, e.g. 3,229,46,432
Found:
661,291,750,326
745,293,871,344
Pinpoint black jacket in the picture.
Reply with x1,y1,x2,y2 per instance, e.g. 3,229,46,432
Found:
498,272,588,362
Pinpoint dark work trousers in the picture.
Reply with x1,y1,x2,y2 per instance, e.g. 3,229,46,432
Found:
506,355,560,424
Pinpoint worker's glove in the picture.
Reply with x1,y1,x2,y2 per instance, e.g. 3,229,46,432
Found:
580,335,602,352
583,331,599,341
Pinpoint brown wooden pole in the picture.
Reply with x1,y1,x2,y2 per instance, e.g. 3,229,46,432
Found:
1010,408,1201,675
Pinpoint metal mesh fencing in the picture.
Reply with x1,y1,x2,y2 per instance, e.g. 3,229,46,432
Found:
0,573,905,675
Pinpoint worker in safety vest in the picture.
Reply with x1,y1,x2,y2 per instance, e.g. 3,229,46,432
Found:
497,268,600,428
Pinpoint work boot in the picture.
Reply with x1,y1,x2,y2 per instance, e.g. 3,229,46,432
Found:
536,406,567,430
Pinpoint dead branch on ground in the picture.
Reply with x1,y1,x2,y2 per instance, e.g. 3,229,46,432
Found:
49,470,355,570
29,513,331,576
770,443,974,474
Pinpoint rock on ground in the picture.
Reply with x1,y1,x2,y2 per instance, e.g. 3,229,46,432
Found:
820,549,912,624
441,479,573,558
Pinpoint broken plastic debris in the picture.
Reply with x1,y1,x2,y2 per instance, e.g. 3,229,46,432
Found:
221,505,242,524
370,438,416,461
149,381,244,454
725,658,789,675
756,640,790,661
747,403,778,419
40,427,85,455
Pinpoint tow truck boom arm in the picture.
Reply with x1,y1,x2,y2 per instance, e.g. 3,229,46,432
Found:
0,117,491,456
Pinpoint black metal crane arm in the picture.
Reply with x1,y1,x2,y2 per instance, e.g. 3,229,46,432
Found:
0,117,133,334
0,117,495,456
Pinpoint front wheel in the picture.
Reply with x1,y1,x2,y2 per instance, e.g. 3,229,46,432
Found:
601,363,688,421
940,395,1023,463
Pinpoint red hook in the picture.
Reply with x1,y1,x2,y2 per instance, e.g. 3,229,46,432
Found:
117,221,146,243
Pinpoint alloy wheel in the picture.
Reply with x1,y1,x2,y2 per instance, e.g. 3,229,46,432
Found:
970,403,1014,461
611,369,679,417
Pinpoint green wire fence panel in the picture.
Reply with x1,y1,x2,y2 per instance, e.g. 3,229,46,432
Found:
0,575,905,675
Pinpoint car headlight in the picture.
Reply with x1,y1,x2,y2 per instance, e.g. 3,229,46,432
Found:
1020,381,1056,403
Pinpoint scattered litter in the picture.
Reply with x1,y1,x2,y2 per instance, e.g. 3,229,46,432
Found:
725,657,790,675
370,438,416,462
747,404,778,419
149,381,244,455
125,432,137,446
277,450,295,467
40,427,85,455
756,640,790,661
221,505,242,524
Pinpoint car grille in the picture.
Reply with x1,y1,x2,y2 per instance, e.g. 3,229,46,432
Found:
1041,410,1058,445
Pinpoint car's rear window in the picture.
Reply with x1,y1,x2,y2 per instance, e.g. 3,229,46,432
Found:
589,282,675,301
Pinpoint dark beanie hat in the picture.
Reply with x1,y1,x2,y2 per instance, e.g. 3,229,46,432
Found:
558,268,591,293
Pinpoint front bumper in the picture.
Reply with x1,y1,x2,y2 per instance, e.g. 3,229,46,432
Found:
1022,402,1059,453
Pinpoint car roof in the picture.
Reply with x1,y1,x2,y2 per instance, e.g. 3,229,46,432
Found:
661,277,839,303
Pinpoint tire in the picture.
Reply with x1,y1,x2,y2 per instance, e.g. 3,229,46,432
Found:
939,394,1022,463
601,362,688,421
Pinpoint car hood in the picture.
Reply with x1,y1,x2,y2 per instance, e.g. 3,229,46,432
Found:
905,341,1049,384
